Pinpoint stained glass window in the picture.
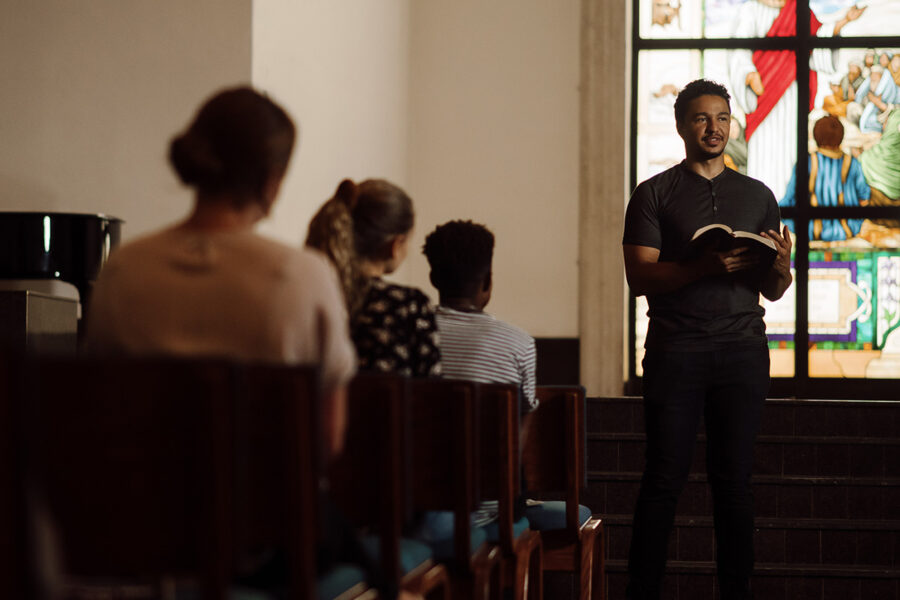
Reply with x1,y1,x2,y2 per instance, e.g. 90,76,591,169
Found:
795,45,900,378
630,1,900,391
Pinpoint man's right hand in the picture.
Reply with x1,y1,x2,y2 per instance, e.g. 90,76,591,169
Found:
624,244,757,298
845,5,866,22
698,246,760,276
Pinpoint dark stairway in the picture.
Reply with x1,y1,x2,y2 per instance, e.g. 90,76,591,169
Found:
585,397,900,600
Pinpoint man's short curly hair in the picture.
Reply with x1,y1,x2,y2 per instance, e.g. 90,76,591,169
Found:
674,79,731,125
423,220,494,298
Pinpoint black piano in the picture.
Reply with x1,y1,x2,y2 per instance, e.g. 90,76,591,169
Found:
0,212,123,352
0,212,122,308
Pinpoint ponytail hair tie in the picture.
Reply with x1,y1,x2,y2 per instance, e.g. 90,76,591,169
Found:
335,179,358,210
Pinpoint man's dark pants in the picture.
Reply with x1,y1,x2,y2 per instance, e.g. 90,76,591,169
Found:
626,344,770,600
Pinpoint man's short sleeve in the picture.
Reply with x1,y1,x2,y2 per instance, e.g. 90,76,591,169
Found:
623,181,662,249
518,336,537,413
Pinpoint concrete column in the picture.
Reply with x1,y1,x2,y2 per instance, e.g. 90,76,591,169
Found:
578,0,631,395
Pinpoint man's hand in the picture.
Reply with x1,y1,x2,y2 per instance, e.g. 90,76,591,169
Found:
869,91,888,111
702,246,760,275
834,5,866,35
746,71,765,96
845,5,866,22
762,225,792,276
624,244,711,297
759,225,793,301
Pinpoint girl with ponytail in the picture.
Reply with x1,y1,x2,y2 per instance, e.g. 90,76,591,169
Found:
307,179,442,377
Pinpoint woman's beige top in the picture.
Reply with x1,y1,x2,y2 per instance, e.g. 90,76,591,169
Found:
84,226,355,391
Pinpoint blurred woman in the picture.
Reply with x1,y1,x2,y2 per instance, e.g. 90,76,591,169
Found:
307,179,441,377
84,86,355,456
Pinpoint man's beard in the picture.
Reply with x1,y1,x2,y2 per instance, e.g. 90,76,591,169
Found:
698,147,725,161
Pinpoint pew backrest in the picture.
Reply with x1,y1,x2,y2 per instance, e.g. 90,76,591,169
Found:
238,363,321,599
475,382,519,554
0,353,28,598
22,357,235,597
524,385,587,533
329,372,408,587
409,378,480,567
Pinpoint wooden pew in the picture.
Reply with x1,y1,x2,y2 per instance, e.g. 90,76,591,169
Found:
0,353,28,598
329,373,449,598
238,363,331,599
523,386,605,600
236,363,382,600
409,379,502,600
16,358,374,599
476,383,542,600
20,357,236,599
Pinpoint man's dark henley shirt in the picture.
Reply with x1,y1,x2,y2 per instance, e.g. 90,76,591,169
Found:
623,161,781,351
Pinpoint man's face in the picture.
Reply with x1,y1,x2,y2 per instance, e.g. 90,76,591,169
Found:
849,65,861,80
871,71,882,88
892,56,900,71
865,52,875,67
880,54,891,68
678,94,730,160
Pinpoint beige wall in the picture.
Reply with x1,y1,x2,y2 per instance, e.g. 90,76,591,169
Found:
0,0,252,238
253,0,581,338
2,1,606,376
251,0,412,247
405,1,581,338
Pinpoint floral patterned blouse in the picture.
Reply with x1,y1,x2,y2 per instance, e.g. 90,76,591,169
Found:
351,278,442,377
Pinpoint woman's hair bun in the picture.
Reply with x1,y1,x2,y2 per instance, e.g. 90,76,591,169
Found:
169,132,224,188
166,87,295,196
335,179,358,210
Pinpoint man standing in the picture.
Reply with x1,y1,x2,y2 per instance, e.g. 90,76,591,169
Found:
622,79,793,599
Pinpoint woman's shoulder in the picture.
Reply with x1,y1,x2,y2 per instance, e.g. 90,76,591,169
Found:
213,232,333,274
99,227,182,272
109,226,176,252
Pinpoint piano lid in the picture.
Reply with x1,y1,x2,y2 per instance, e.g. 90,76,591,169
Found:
0,211,123,307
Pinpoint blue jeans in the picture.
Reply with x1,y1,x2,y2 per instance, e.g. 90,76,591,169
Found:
626,344,769,600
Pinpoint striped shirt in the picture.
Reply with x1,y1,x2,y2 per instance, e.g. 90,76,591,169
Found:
435,306,538,413
435,305,537,527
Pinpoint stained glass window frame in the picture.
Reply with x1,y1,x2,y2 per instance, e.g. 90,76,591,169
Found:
626,0,900,399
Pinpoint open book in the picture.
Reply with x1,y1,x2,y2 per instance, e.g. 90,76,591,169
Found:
686,223,777,265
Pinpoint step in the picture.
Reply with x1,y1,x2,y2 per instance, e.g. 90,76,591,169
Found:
601,514,900,567
584,472,900,521
587,397,900,439
604,559,900,577
604,561,900,600
587,432,900,479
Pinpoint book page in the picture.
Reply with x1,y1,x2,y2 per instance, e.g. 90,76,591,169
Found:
732,230,776,251
690,223,733,241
